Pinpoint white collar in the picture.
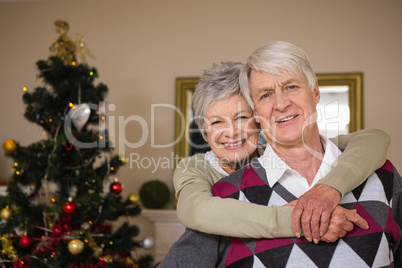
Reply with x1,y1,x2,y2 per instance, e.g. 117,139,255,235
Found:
205,150,229,176
258,135,342,187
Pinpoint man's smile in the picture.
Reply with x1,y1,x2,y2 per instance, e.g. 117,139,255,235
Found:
275,115,299,123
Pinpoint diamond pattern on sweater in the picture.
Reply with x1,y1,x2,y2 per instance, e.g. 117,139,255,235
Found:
358,174,389,205
212,181,240,199
257,243,295,267
360,201,389,230
226,237,254,266
286,244,318,267
372,233,393,267
376,169,395,203
240,165,267,190
343,232,383,266
241,185,272,206
381,159,394,174
350,180,367,202
211,160,401,267
329,239,370,267
267,190,289,206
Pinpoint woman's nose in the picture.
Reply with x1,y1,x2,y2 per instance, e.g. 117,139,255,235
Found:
224,121,241,138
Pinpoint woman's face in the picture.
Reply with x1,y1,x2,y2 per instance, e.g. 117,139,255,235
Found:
204,94,259,169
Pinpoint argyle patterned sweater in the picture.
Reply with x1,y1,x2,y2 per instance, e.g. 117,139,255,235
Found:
158,160,402,268
210,159,402,267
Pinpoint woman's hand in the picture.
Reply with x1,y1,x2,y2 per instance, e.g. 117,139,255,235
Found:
320,206,369,243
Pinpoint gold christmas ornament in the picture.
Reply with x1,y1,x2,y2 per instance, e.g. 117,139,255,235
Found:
45,213,56,230
128,193,139,204
85,232,99,258
3,139,18,154
119,155,128,166
0,206,12,221
48,221,55,230
125,257,138,267
104,255,113,264
49,20,94,65
88,189,95,194
1,235,18,260
67,239,84,255
49,20,76,64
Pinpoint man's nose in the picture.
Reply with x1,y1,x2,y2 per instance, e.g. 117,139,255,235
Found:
274,91,291,111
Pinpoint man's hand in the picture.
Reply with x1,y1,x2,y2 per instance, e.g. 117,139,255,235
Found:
291,184,341,243
320,206,369,242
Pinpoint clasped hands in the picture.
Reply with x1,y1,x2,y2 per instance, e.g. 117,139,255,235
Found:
284,184,369,244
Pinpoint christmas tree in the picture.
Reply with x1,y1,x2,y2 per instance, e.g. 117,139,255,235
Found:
0,20,154,268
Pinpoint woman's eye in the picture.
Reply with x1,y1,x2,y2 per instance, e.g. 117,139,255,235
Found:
211,120,222,125
288,85,297,90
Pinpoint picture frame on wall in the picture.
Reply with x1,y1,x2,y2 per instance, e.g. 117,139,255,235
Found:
174,73,363,159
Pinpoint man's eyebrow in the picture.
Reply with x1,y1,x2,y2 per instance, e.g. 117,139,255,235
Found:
254,78,296,92
280,78,296,87
253,84,274,92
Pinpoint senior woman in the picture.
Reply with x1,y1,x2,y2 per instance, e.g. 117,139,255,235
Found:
173,62,390,242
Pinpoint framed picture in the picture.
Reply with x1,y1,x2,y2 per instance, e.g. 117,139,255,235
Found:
174,73,363,159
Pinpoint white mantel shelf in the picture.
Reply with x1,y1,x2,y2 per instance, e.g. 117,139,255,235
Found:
142,209,185,263
142,209,182,223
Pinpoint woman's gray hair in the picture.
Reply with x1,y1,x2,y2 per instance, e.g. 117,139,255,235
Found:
239,41,317,109
193,62,244,137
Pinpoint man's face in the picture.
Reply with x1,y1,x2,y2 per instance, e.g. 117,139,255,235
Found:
249,69,320,147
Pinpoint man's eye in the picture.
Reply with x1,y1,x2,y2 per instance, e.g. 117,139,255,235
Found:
261,93,270,99
288,85,297,90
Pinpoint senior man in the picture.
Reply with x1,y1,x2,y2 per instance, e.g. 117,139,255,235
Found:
159,42,401,267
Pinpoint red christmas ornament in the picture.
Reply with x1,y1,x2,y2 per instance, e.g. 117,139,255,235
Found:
110,181,123,194
63,201,76,214
19,236,33,248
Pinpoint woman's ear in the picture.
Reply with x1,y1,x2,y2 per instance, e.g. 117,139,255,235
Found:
201,131,208,142
253,111,261,123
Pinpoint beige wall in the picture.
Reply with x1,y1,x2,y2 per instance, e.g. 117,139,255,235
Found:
1,0,401,259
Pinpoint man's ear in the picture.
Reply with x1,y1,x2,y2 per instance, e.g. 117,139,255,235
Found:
313,81,320,104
